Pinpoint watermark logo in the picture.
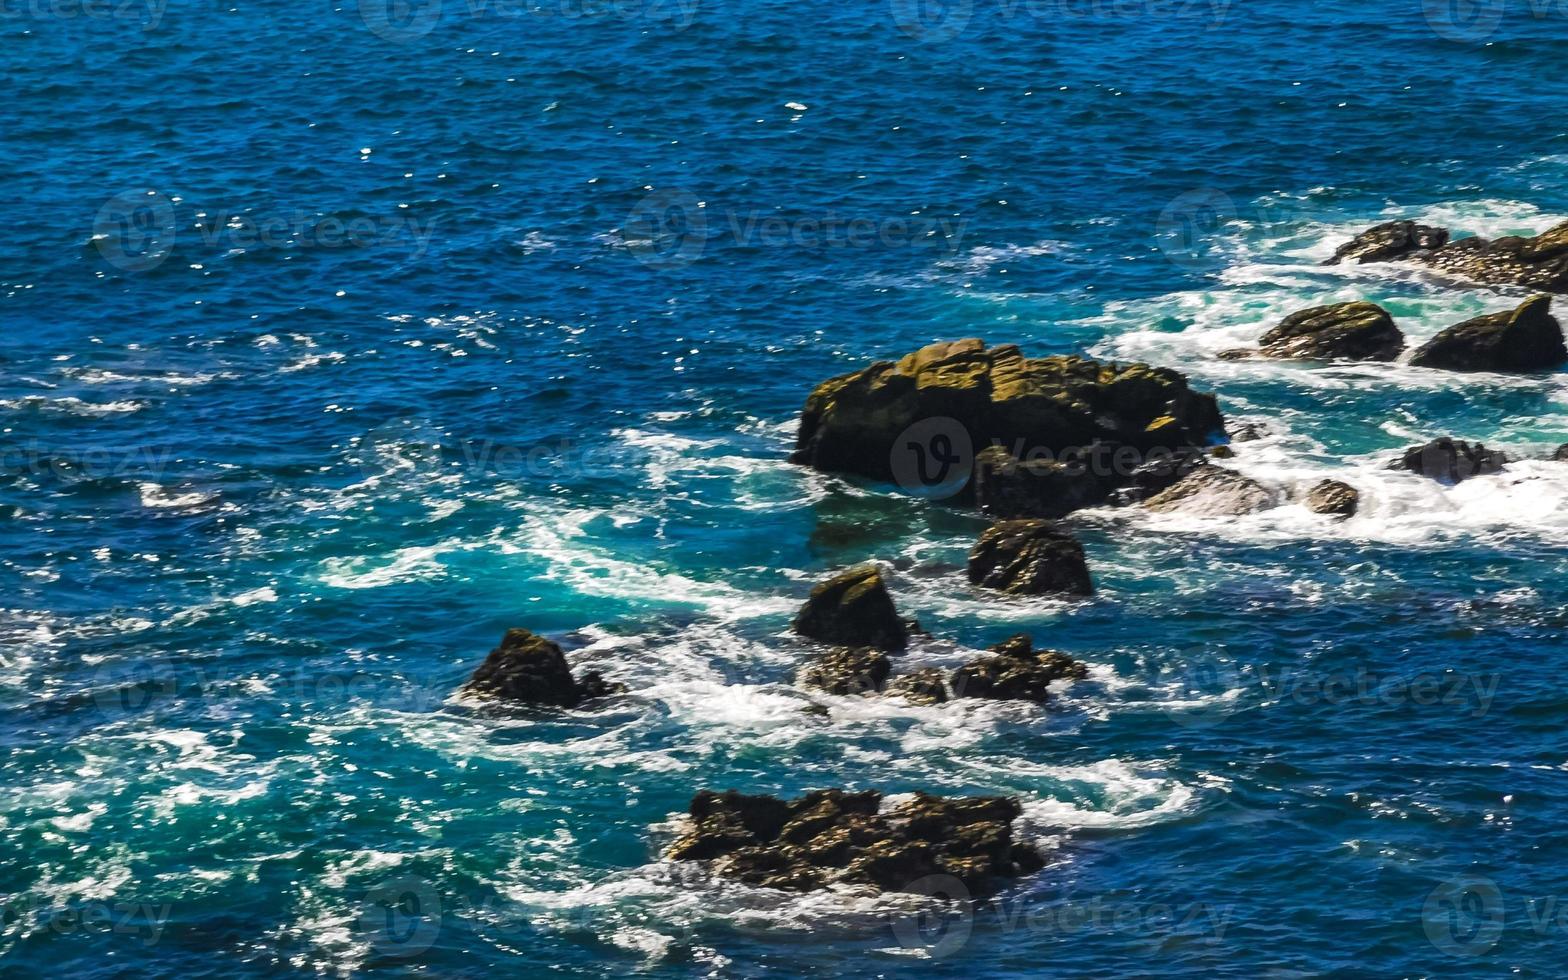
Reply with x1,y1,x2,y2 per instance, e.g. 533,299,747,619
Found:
1155,187,1236,273
890,417,974,500
1422,0,1508,41
1156,648,1244,730
358,0,444,41
92,190,177,273
890,0,974,40
1423,876,1505,956
625,188,708,269
358,875,444,957
889,875,974,958
1,0,168,30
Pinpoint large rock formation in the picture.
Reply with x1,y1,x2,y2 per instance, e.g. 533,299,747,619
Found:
791,340,1226,501
1326,220,1449,265
799,647,891,696
967,519,1094,597
793,564,909,651
1302,479,1359,518
1328,219,1568,292
950,635,1088,703
1142,465,1277,517
1255,302,1405,361
1409,296,1567,373
666,788,1043,894
970,445,1114,518
462,629,621,708
1389,438,1507,484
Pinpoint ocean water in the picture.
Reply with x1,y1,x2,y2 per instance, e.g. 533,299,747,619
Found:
5,0,1568,975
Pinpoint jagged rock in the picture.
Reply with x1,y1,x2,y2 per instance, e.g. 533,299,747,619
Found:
794,564,910,651
1554,444,1568,461
1256,302,1404,362
1143,465,1277,516
971,445,1114,519
1303,479,1359,517
950,635,1087,703
462,629,623,708
1390,438,1507,484
1330,219,1568,292
1110,446,1210,505
799,647,891,696
1209,445,1236,459
1326,220,1449,265
1409,296,1567,373
667,789,1042,894
887,667,949,705
967,520,1093,597
790,340,1226,503
1230,422,1269,442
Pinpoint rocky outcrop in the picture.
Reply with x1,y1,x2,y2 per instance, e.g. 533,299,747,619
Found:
1329,219,1568,292
1109,446,1210,505
1255,302,1405,362
970,445,1114,519
950,635,1088,704
462,629,622,708
794,564,909,651
1409,296,1567,373
1390,438,1507,484
1303,479,1359,517
667,789,1043,894
1554,444,1568,462
799,647,891,696
1142,465,1277,517
791,340,1226,500
1229,422,1268,442
887,668,949,705
967,520,1094,597
1326,220,1449,265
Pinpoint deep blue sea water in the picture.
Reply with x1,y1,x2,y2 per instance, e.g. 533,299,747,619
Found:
5,0,1568,976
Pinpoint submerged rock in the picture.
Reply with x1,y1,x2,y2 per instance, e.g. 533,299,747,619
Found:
793,564,909,651
790,339,1226,503
1142,465,1277,517
967,519,1094,597
1409,295,1567,373
462,629,622,708
1110,445,1210,505
1326,220,1449,265
971,445,1114,519
1390,438,1508,484
1256,301,1405,362
887,667,950,705
667,788,1043,894
1330,219,1568,292
1230,422,1269,443
1303,479,1359,517
950,635,1088,704
1555,444,1568,462
799,647,891,696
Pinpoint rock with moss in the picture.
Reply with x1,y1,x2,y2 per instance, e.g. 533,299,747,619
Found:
970,445,1115,518
794,564,909,651
666,789,1043,894
1409,295,1567,372
1255,301,1405,362
799,647,892,696
950,635,1088,703
462,629,623,708
790,340,1226,505
967,519,1093,597
1329,219,1568,292
1142,465,1277,517
887,667,950,705
1302,479,1359,517
1389,438,1507,485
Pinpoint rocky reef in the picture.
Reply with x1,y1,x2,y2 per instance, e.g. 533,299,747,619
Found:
967,519,1094,596
1330,219,1568,292
1142,465,1277,517
791,339,1226,500
793,564,910,651
462,629,622,708
1390,438,1508,484
950,635,1088,703
1409,295,1566,373
666,788,1044,894
1247,301,1405,362
799,646,892,696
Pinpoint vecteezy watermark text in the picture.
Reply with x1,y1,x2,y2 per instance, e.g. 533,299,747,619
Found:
353,0,699,42
890,0,1230,43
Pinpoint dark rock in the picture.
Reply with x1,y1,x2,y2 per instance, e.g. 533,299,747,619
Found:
1143,465,1277,516
462,629,624,708
1257,301,1404,362
1409,295,1567,373
951,635,1087,703
971,445,1115,519
799,647,891,696
967,519,1093,597
1209,445,1236,459
1303,479,1359,517
1110,446,1209,505
1230,422,1269,442
887,667,949,705
1554,444,1568,461
1216,348,1257,361
1326,220,1449,265
1390,438,1508,484
667,788,1040,894
791,340,1227,503
794,564,908,651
